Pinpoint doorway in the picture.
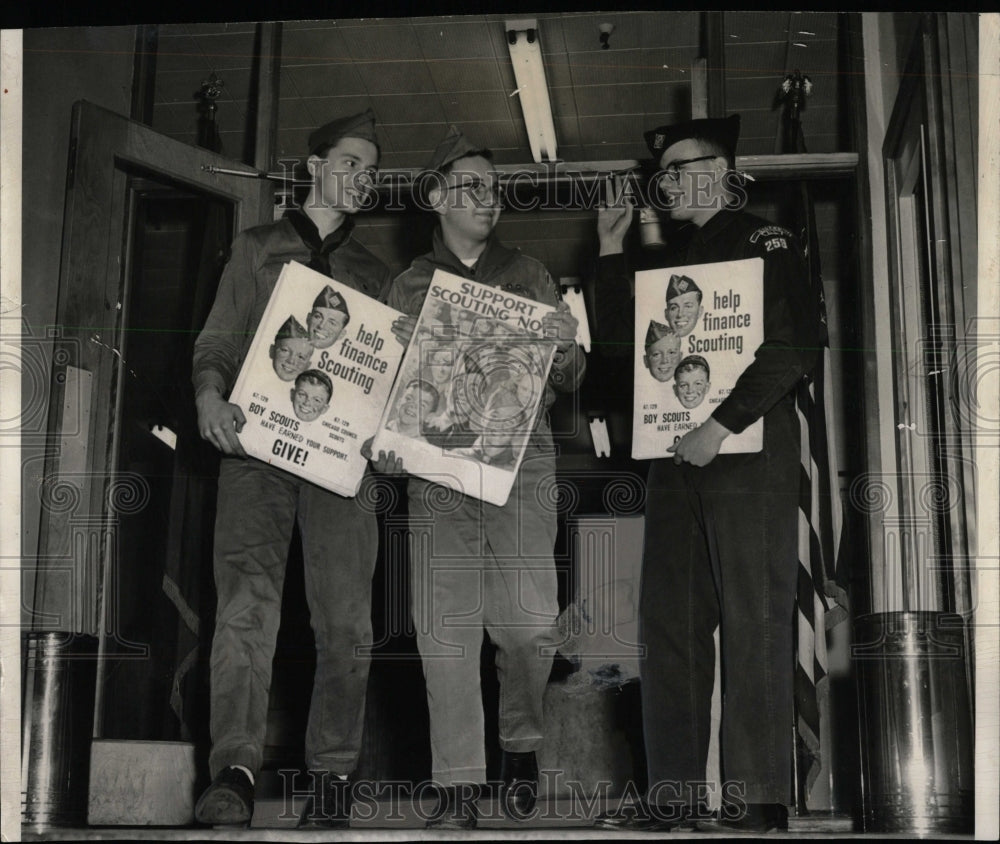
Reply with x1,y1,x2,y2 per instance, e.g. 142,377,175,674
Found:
97,178,234,752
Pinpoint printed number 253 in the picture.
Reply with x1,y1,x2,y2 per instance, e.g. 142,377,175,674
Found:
765,237,787,251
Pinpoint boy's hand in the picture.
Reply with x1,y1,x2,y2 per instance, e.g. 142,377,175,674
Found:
666,417,730,467
362,437,406,475
597,197,635,255
196,388,248,457
543,302,579,353
391,315,417,347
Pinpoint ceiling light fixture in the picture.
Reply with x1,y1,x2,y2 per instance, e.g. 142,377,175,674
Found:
505,19,558,164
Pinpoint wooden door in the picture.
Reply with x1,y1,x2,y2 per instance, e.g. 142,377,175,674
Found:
33,100,271,741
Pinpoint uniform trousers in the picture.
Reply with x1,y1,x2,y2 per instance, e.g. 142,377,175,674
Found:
639,398,800,806
408,444,560,786
207,457,377,778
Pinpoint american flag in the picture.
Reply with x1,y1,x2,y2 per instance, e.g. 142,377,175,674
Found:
790,120,850,809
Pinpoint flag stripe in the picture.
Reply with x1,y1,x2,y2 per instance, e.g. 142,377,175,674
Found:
792,117,847,808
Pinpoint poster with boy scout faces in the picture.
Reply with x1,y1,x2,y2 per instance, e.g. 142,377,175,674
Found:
229,261,405,496
632,257,764,459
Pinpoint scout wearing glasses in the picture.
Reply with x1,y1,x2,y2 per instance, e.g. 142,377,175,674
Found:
192,109,393,831
385,126,585,829
594,114,822,833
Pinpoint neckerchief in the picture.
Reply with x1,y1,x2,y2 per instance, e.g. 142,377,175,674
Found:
285,209,356,277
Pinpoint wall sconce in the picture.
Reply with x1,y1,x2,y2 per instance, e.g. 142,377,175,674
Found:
505,19,559,163
599,23,614,50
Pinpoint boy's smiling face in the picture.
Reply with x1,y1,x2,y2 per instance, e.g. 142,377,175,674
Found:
665,290,703,336
290,380,331,422
644,334,682,382
673,367,710,408
307,307,349,349
270,336,313,381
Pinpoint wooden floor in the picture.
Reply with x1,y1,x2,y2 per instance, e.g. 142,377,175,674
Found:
21,798,885,840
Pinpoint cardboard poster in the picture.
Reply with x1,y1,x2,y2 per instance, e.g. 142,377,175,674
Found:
372,269,557,507
632,258,764,460
229,261,405,497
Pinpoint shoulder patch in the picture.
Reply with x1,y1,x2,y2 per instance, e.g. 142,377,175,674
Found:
748,225,795,244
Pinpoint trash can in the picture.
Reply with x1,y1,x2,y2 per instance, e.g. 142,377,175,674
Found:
853,611,973,834
21,631,99,830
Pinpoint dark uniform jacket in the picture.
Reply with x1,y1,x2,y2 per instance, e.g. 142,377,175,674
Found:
595,208,821,435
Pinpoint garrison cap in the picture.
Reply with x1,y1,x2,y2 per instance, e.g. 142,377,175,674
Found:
275,314,309,342
308,108,378,156
644,114,741,161
312,285,350,319
666,274,703,301
644,320,677,350
425,125,487,173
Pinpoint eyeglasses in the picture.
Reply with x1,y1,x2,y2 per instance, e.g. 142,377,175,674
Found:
354,168,377,187
446,178,503,203
659,155,720,183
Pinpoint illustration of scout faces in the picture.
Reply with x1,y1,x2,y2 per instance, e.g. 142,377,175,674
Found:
643,320,682,382
673,355,711,409
643,274,707,384
266,286,350,423
388,378,440,440
390,340,539,469
290,369,334,423
664,273,704,337
269,286,351,383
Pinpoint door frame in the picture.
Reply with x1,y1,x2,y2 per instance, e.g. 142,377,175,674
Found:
32,99,271,667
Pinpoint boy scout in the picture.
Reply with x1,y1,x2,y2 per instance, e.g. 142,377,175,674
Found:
664,273,704,337
290,369,333,423
387,126,585,829
192,109,391,829
594,114,821,832
642,320,682,383
269,316,312,382
307,285,351,349
673,355,711,410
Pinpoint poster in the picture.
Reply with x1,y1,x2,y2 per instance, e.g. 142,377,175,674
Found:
228,261,404,497
4,14,996,838
371,269,556,507
632,258,764,460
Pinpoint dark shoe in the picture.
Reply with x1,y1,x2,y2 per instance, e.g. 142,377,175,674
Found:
594,798,695,832
500,750,538,817
297,772,351,830
696,802,789,833
425,785,479,830
194,766,254,826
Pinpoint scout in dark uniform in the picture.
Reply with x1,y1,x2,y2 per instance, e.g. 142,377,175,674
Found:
593,114,822,833
191,109,392,830
386,127,585,829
